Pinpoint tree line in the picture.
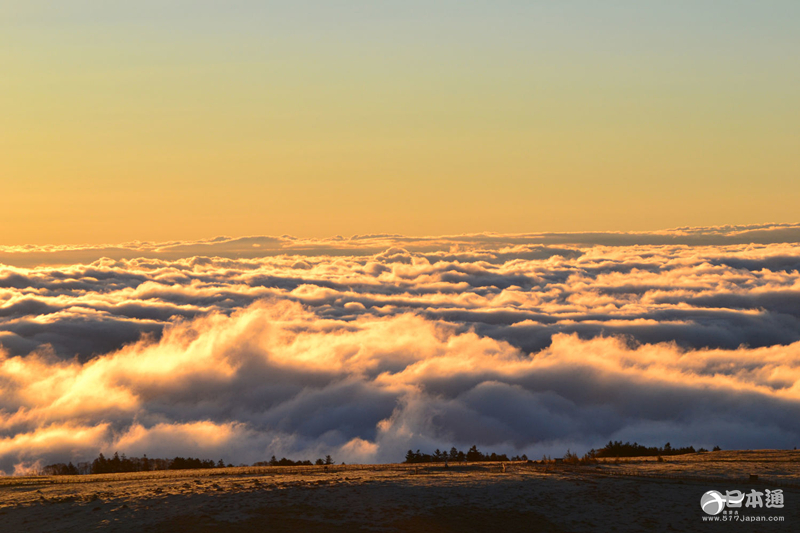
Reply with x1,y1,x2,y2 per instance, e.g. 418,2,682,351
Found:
404,445,528,464
42,452,230,475
590,441,721,458
40,440,726,475
403,441,723,466
42,452,335,475
253,455,335,467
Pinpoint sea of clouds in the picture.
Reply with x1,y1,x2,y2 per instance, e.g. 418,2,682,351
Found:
2,224,800,474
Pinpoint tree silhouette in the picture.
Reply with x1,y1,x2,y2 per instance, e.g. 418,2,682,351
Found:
466,445,483,462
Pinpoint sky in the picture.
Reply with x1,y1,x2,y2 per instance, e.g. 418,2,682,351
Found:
2,1,799,244
3,224,800,472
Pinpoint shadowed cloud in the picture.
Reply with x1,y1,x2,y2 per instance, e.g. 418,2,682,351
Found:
2,224,800,473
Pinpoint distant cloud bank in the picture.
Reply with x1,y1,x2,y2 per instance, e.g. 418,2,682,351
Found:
2,224,800,473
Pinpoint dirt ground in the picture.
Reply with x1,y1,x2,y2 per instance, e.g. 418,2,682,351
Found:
2,452,798,532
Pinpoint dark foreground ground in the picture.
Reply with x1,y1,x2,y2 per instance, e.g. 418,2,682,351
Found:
2,451,799,532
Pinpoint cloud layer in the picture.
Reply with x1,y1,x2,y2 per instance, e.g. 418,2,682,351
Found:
2,224,800,473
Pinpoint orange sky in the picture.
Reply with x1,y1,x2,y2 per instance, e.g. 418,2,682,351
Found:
2,2,798,245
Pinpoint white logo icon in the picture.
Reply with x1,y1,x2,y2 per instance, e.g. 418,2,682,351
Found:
701,490,726,515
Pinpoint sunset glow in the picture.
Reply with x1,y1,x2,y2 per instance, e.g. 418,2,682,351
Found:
3,227,800,473
2,2,800,244
2,6,800,518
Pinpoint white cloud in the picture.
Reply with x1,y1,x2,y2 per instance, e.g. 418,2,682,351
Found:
2,225,800,470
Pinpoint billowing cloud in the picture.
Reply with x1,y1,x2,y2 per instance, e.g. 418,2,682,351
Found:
2,224,800,473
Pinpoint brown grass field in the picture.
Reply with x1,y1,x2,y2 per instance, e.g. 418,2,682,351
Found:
1,450,799,532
